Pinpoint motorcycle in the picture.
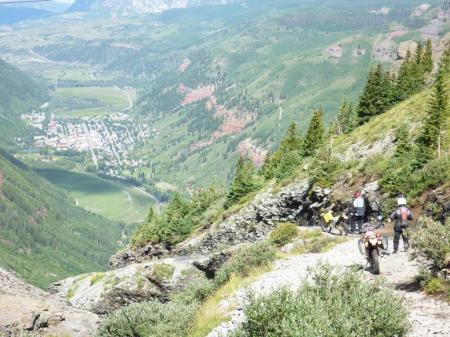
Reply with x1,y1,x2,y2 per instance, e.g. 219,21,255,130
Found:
318,208,349,236
358,217,388,275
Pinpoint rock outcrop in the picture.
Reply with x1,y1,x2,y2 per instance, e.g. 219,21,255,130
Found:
51,257,203,314
176,180,319,255
0,268,99,337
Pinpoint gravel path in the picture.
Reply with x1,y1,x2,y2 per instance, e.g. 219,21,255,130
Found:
207,237,450,337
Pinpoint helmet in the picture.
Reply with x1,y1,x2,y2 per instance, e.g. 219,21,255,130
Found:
397,197,407,206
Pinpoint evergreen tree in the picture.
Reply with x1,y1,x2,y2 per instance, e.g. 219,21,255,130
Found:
261,122,303,181
396,44,432,101
415,42,423,66
146,207,156,223
416,69,449,164
357,64,393,124
303,108,324,156
225,157,261,209
394,124,412,158
335,101,358,134
422,39,433,73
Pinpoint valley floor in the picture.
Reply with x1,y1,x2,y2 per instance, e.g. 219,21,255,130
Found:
207,236,450,337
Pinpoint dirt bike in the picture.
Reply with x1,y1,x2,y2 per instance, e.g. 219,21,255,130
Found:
318,209,349,236
358,219,388,275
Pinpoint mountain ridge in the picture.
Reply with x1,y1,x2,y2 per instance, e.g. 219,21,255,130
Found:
68,0,238,16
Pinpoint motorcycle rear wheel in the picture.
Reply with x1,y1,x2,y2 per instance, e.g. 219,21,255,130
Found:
336,223,348,236
319,219,332,233
371,249,380,275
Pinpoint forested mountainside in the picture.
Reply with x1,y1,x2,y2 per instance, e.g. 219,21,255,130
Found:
0,151,124,288
1,0,447,190
68,0,237,16
0,58,48,147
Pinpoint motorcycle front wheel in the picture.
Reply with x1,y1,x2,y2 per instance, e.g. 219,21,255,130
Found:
371,249,380,275
357,239,365,255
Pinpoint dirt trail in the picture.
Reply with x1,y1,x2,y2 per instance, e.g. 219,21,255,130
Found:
207,237,450,337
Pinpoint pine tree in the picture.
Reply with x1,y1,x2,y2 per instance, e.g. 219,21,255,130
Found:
261,122,303,181
415,42,423,66
225,157,260,208
394,124,412,157
279,122,303,152
357,64,393,124
416,69,449,164
146,207,156,223
303,108,324,156
335,101,358,134
422,39,433,73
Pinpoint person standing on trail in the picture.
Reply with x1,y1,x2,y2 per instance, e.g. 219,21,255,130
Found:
390,196,413,253
362,190,371,223
352,191,365,234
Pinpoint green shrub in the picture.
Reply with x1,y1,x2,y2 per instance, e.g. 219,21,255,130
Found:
424,278,446,295
380,156,450,198
269,223,298,247
214,241,276,287
95,300,197,337
172,276,215,305
90,272,105,286
410,217,450,273
232,264,410,337
150,263,175,283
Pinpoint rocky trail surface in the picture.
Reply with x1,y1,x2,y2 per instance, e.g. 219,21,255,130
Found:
207,236,450,337
0,267,99,337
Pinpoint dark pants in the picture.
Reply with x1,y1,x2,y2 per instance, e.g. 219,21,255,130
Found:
351,215,363,233
394,230,409,252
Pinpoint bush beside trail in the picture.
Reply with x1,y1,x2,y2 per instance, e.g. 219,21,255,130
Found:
232,264,410,337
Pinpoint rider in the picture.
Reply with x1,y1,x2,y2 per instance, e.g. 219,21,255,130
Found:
352,191,365,234
390,196,413,253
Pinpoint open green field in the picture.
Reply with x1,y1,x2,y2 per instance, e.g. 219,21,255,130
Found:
37,169,157,223
52,86,133,117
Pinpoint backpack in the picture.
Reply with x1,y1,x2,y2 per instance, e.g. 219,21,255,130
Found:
399,207,410,226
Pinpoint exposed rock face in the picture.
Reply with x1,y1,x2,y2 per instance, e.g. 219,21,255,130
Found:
0,267,99,337
109,242,170,270
175,180,328,255
52,257,202,314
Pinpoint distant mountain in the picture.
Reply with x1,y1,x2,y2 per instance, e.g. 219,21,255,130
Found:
68,0,237,16
0,150,124,288
0,58,48,147
0,6,50,24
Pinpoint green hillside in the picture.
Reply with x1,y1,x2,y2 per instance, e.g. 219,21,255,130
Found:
37,169,158,223
0,151,124,288
0,58,48,147
0,0,446,190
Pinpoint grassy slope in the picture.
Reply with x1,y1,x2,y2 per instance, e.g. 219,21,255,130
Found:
0,152,124,288
37,169,157,223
